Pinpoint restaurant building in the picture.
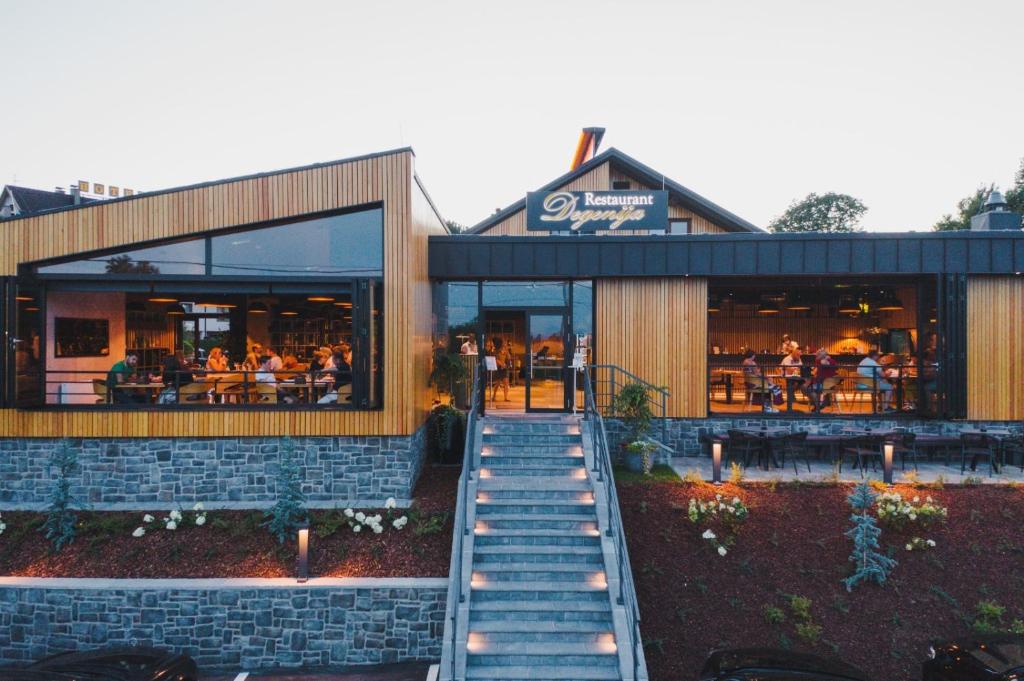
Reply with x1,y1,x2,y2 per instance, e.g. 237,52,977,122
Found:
2,138,1023,503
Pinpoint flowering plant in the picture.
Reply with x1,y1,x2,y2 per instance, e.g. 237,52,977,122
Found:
0,512,6,536
343,499,408,535
905,537,936,552
688,494,749,557
625,440,658,475
876,492,947,530
133,504,209,537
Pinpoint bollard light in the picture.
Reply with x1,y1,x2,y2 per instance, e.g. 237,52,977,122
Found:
712,442,723,486
883,443,894,486
297,524,310,583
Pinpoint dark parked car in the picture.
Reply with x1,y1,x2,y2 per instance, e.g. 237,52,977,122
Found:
700,648,870,681
923,634,1024,680
0,647,197,681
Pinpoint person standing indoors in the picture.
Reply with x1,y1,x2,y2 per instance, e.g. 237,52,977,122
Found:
489,337,512,402
780,334,799,355
810,347,839,412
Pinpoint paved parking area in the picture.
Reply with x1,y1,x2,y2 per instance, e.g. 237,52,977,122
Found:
202,663,431,681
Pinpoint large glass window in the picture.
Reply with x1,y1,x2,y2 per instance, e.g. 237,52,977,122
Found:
37,240,206,276
210,209,382,277
482,281,568,308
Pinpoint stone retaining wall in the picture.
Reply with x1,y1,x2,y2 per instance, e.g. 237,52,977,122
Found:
606,417,1024,461
0,577,446,670
0,427,426,510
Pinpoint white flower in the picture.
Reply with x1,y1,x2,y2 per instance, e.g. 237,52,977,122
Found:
732,497,740,504
385,497,396,510
372,525,383,534
193,502,204,512
165,521,177,531
926,539,936,547
0,521,5,535
717,546,727,557
912,496,920,503
142,514,154,523
353,524,362,533
702,529,716,540
355,512,366,523
169,509,183,521
393,517,407,530
908,513,917,521
132,527,145,538
195,515,206,526
344,508,354,518
905,543,913,551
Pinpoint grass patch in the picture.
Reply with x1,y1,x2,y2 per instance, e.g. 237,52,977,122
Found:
613,464,681,484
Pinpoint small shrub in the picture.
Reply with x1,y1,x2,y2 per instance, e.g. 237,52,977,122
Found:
963,476,983,486
682,469,704,485
789,595,813,622
763,605,786,625
729,461,744,485
795,621,823,644
844,483,897,592
901,470,923,488
876,492,948,530
412,510,448,536
931,474,946,489
905,537,937,552
313,510,348,539
767,477,781,493
263,437,309,544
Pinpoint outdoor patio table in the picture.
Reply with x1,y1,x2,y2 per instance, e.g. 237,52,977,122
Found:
738,428,789,469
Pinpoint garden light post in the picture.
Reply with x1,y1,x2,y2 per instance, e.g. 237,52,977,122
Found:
296,523,310,583
883,443,894,486
712,441,723,485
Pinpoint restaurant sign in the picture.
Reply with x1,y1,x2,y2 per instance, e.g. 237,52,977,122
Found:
526,190,669,232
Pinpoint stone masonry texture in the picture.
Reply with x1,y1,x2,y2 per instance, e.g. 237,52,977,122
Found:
0,581,447,670
0,427,426,508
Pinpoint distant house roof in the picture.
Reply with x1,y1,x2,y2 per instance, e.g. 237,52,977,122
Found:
0,185,96,216
468,147,762,234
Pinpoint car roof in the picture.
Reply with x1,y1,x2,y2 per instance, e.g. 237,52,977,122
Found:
708,648,870,681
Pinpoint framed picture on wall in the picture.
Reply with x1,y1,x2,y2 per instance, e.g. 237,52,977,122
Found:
54,318,110,358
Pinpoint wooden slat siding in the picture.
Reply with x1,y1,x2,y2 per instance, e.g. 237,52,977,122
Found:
596,278,708,418
0,150,438,438
967,276,1024,421
608,167,727,235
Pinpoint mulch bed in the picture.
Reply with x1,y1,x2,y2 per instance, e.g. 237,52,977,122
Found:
619,479,1024,681
0,464,459,579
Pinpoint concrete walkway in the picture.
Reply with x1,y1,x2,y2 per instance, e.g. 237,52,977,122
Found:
671,457,1024,485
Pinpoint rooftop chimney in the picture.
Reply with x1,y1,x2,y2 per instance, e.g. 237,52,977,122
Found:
971,189,1021,231
69,185,81,205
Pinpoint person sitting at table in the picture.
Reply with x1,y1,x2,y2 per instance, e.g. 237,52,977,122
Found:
206,346,228,373
780,345,812,408
742,349,780,412
156,351,196,404
243,343,263,372
810,347,840,412
107,352,145,404
856,350,894,412
460,333,478,355
281,353,300,373
264,347,283,372
317,347,353,404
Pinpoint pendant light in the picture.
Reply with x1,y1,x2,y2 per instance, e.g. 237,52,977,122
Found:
837,295,859,315
307,295,335,303
785,292,811,311
876,291,904,311
858,292,871,315
247,301,269,314
166,303,186,316
148,296,178,303
707,295,721,313
756,300,780,315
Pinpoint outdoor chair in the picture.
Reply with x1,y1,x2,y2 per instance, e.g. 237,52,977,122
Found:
839,434,886,477
814,377,843,413
1000,436,1024,472
772,431,811,474
255,382,278,404
726,429,763,468
91,378,109,404
960,433,1000,476
743,380,774,412
886,431,921,471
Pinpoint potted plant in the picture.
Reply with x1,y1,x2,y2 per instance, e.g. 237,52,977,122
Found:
624,439,657,474
430,352,469,408
428,402,466,464
611,382,654,454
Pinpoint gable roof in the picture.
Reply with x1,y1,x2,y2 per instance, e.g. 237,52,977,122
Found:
467,147,761,234
1,185,96,216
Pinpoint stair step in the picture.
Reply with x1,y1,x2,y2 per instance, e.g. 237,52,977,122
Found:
483,434,582,445
478,489,593,500
475,562,604,573
477,518,597,532
470,599,611,613
471,584,609,602
475,552,603,566
469,620,614,634
481,444,584,455
464,665,619,680
477,504,596,517
481,467,587,478
480,456,583,468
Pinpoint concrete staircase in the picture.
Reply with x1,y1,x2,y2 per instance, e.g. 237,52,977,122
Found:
444,414,641,681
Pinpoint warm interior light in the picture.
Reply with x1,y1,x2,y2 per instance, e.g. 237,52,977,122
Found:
165,303,186,316
247,301,269,314
279,310,299,317
15,295,33,302
148,296,178,303
196,302,237,309
334,301,353,307
307,296,335,302
24,306,40,312
837,295,859,315
756,300,779,315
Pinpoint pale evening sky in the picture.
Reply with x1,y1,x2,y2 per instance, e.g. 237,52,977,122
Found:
2,0,1022,232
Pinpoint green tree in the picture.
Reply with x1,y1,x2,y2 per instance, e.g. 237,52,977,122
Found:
843,483,897,592
934,157,1024,231
769,193,867,233
42,440,79,552
263,437,308,544
445,220,468,234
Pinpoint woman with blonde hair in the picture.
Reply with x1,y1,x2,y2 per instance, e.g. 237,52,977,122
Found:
206,346,228,372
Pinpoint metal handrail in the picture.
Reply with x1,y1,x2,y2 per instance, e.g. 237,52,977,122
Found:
441,370,480,681
582,368,646,681
590,364,670,444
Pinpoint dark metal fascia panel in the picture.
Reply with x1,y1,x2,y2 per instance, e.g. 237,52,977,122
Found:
897,239,922,273
874,239,898,272
756,241,781,275
968,239,991,273
643,243,667,276
490,243,515,277
622,243,646,276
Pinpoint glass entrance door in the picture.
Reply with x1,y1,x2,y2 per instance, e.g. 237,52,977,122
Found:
526,311,568,411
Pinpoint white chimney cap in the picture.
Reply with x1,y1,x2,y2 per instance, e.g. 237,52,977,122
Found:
985,190,1008,211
